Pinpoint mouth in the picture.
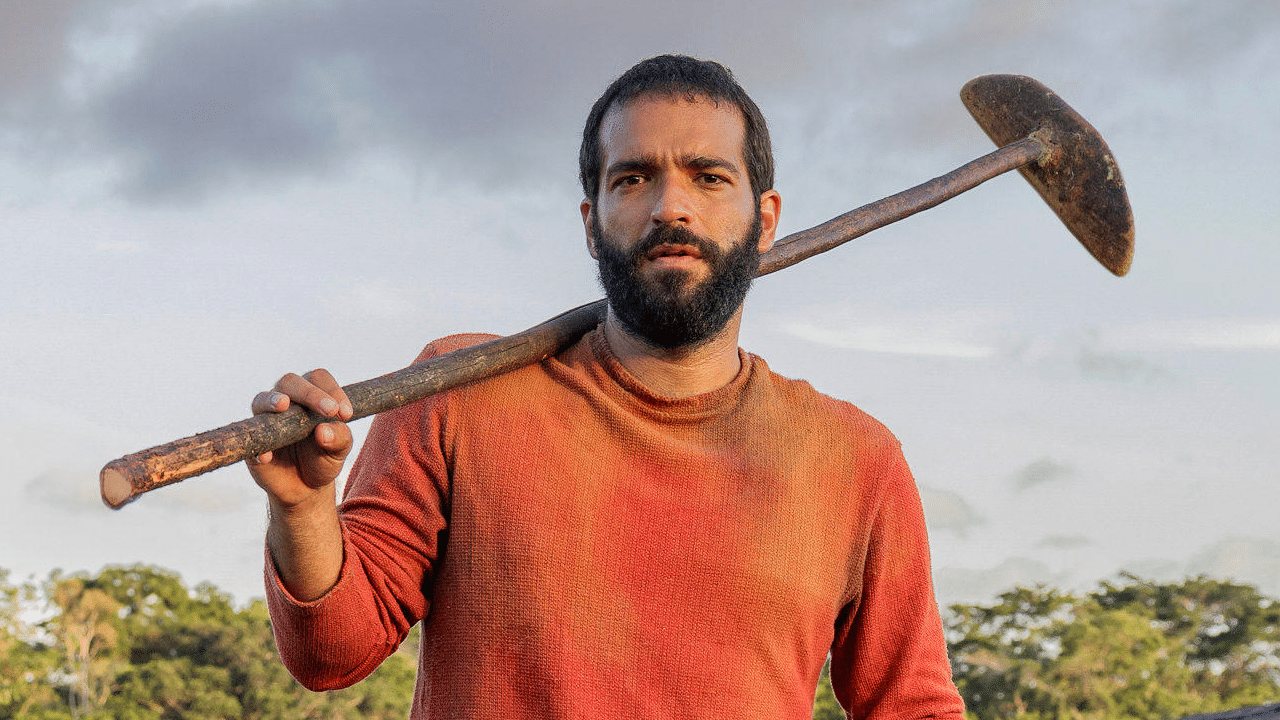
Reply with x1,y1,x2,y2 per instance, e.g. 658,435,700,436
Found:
645,244,704,263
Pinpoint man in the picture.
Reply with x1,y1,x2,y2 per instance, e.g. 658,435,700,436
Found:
249,55,964,719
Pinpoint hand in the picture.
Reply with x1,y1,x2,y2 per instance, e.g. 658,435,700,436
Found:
247,369,354,509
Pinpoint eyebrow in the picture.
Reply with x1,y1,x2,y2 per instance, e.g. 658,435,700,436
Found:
605,153,742,178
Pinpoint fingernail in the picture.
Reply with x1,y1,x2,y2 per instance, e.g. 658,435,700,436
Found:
317,425,333,443
340,401,353,418
268,392,285,407
320,398,338,415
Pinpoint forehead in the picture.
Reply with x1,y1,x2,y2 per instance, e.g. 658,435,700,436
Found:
598,94,748,167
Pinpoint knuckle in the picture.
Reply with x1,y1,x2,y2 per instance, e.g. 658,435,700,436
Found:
303,368,332,383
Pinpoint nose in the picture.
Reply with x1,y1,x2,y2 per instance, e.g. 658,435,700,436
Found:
650,177,692,226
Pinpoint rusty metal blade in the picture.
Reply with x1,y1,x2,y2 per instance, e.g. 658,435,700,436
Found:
961,74,1135,276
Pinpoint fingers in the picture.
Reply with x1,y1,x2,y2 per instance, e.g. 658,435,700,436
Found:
301,369,354,420
250,369,354,420
250,390,289,416
247,368,355,485
311,418,354,458
246,416,353,501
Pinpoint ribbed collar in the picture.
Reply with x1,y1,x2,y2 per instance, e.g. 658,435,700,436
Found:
564,325,758,422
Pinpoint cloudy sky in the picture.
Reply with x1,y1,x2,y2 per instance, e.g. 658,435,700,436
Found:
3,0,1277,609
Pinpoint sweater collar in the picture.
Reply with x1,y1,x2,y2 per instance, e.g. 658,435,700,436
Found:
580,325,756,419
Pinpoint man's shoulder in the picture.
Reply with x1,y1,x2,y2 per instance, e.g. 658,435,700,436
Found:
412,332,502,364
750,354,901,448
402,330,582,410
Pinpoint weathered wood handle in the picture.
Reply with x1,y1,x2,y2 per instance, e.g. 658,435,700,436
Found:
101,127,1077,509
100,301,605,508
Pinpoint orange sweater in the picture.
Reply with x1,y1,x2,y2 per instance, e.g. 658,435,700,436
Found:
266,327,963,719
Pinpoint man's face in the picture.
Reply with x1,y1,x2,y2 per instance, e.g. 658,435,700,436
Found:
581,95,780,349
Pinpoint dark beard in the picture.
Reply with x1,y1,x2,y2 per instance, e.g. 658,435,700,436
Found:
593,213,762,350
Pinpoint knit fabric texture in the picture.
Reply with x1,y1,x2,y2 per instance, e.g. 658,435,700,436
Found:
265,326,964,719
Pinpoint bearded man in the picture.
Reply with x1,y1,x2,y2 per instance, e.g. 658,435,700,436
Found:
250,55,964,719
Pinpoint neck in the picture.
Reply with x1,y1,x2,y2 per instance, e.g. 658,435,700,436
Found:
601,307,745,398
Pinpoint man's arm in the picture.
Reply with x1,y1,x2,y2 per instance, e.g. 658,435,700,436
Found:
252,338,477,691
829,448,966,719
248,369,354,602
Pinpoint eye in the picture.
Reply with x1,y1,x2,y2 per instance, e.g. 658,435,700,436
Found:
612,174,645,189
697,173,728,186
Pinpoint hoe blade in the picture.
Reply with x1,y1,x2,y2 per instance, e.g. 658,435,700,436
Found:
962,74,1135,276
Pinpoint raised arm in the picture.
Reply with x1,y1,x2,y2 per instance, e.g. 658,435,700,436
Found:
248,369,354,601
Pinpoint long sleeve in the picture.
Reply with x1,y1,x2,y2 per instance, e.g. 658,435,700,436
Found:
829,446,965,720
264,340,465,690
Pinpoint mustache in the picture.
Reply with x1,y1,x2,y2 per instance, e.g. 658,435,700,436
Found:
627,224,721,264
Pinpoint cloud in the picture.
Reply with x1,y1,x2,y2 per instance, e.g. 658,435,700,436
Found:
1121,536,1280,602
1146,1,1280,78
1072,329,1174,384
1186,536,1280,597
9,0,1273,205
1066,319,1280,385
920,487,985,537
934,557,1074,608
1108,319,1280,353
1075,344,1174,384
1036,534,1091,550
778,305,1004,359
1010,456,1074,492
5,0,825,203
0,1,82,95
322,282,426,324
24,467,104,513
22,464,254,515
141,468,258,514
92,239,145,255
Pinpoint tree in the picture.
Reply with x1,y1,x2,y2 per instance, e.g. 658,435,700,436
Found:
947,576,1280,720
0,569,63,718
1094,575,1280,711
15,562,1280,719
86,564,416,720
45,572,123,718
0,564,416,720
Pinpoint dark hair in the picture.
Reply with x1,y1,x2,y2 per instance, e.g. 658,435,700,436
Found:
578,55,774,201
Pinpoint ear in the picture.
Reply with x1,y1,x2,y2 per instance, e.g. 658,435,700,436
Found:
756,189,782,253
581,198,599,259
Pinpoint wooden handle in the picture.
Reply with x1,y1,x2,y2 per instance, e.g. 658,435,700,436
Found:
100,301,605,508
102,136,1051,509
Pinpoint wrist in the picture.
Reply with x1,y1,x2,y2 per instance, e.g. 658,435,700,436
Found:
266,488,344,602
267,478,337,515
267,485,339,549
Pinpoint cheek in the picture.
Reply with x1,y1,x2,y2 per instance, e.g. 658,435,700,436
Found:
600,199,646,228
596,213,648,250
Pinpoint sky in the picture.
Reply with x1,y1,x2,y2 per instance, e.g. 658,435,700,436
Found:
2,0,1277,610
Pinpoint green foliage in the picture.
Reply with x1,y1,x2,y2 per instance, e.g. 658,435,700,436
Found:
0,569,62,718
1,564,415,720
812,657,844,720
45,571,124,717
947,575,1280,720
5,566,1280,719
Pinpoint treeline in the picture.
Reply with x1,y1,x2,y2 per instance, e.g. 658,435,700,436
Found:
3,565,1279,719
0,565,415,719
816,574,1280,719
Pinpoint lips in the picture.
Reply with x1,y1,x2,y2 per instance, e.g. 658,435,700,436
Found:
646,243,704,261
